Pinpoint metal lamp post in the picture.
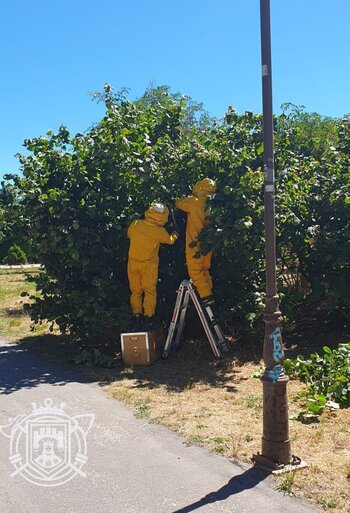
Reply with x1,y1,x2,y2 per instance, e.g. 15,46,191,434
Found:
253,0,295,469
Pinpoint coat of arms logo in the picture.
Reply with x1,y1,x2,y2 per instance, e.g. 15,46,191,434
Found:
0,398,94,486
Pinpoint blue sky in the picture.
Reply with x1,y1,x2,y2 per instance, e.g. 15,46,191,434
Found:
1,0,349,180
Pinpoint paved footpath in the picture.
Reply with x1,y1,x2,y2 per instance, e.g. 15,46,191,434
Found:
0,339,320,513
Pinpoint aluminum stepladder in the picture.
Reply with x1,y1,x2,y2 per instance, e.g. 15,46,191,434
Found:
162,280,229,359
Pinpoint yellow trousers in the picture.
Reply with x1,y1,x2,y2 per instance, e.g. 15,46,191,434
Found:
186,250,213,299
127,259,158,317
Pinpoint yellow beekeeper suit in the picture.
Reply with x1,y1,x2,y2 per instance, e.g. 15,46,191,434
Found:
127,203,178,318
176,178,217,299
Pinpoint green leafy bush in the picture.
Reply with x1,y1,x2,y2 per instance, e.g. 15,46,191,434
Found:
14,86,207,339
198,109,265,329
8,87,350,341
3,244,28,265
0,177,38,263
285,343,350,410
274,110,350,329
73,348,114,368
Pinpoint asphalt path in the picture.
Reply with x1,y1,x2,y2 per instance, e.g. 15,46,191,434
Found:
0,339,319,513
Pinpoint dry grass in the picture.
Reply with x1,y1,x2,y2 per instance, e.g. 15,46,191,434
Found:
106,347,350,513
0,268,50,340
1,269,349,512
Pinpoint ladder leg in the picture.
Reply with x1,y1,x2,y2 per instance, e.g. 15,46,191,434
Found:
203,305,230,353
173,289,190,349
162,282,186,358
188,285,222,358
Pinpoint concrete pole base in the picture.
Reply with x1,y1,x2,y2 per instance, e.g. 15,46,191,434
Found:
252,453,307,474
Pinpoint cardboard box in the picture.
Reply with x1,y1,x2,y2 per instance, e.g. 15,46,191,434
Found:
120,330,164,365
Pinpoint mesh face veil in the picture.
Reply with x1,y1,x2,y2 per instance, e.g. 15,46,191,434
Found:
153,203,165,213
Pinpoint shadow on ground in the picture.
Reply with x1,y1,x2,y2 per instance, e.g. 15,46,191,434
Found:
171,465,269,513
10,329,263,396
0,337,98,395
7,319,349,398
108,339,254,394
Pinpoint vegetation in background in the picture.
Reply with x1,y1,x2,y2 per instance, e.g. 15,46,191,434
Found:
285,343,350,419
73,348,115,368
0,85,349,342
0,177,38,263
3,244,27,265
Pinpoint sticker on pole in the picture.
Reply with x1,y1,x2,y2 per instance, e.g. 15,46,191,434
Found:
262,64,268,76
0,398,94,487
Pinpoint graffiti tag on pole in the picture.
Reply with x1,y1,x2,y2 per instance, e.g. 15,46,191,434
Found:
270,327,283,363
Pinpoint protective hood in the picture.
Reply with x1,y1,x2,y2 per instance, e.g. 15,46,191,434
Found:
192,178,217,198
144,203,169,226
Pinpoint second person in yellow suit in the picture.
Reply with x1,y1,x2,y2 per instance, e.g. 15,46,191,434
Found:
176,178,217,305
127,203,179,331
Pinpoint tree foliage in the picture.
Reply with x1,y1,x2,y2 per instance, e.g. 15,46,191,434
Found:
0,176,37,263
285,343,350,415
3,86,349,340
3,244,27,265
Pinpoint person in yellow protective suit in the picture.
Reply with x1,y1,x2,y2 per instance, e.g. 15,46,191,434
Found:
176,178,217,305
127,203,179,331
